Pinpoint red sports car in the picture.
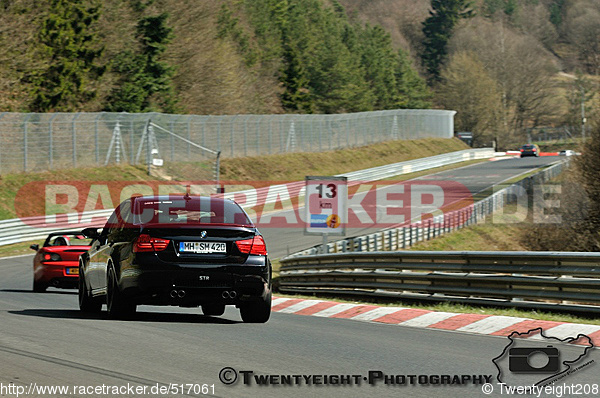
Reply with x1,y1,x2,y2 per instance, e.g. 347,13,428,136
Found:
31,232,92,292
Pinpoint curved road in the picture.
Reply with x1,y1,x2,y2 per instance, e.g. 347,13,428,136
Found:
261,156,559,258
4,156,595,398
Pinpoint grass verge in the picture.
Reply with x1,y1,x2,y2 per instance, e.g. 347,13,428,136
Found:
0,137,470,221
0,240,40,258
407,204,529,251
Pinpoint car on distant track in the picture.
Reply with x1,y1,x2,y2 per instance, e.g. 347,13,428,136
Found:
519,144,540,157
31,232,92,292
559,149,575,156
78,195,272,322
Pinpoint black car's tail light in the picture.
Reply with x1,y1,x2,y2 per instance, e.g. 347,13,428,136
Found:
134,234,170,252
235,235,267,255
43,253,62,261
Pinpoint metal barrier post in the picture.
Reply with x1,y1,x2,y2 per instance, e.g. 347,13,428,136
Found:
72,112,81,167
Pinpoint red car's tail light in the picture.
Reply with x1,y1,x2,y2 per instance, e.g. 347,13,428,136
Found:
235,236,267,255
134,234,170,252
43,253,62,261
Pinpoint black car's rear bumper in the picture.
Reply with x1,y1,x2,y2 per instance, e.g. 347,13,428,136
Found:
118,256,271,306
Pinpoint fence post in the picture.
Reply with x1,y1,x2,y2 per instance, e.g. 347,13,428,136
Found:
427,220,432,240
72,112,80,167
129,117,134,164
188,115,192,158
23,114,32,172
230,115,236,157
170,119,175,161
94,114,100,164
49,114,58,169
268,116,272,155
214,151,221,194
244,116,248,157
217,117,222,153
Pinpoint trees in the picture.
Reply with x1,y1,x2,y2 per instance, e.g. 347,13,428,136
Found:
105,13,177,113
437,51,502,146
421,0,474,83
30,0,104,112
395,49,432,109
236,0,430,113
563,0,600,75
449,18,558,141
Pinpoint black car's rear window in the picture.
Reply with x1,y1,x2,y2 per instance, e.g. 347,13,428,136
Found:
522,145,534,149
132,197,252,226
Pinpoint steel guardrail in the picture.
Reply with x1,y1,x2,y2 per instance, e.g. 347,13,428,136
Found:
0,148,494,247
278,251,600,309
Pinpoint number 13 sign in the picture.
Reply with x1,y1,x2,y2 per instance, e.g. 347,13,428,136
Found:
304,176,347,236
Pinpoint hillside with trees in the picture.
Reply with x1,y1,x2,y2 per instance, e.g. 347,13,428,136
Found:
340,0,599,147
0,0,597,147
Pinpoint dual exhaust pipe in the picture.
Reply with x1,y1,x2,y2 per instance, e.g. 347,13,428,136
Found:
170,289,186,299
169,289,237,299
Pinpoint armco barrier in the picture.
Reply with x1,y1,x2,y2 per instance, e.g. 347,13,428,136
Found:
278,251,600,311
0,148,494,247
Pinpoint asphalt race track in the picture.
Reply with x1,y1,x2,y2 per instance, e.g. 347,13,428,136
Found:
4,156,597,398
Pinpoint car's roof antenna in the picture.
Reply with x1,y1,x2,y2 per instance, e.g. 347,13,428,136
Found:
184,185,192,201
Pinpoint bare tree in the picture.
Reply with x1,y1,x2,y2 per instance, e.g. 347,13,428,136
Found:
437,51,503,146
563,0,600,75
449,17,559,141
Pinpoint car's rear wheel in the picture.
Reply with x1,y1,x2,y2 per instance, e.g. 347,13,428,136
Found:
79,266,102,313
32,278,47,293
239,292,271,323
106,266,136,319
202,303,226,316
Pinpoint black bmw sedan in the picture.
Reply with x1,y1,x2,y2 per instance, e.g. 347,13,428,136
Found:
79,195,271,322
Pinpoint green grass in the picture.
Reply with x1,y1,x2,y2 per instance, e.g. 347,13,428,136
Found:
407,204,529,251
0,137,470,221
0,240,40,258
0,164,158,220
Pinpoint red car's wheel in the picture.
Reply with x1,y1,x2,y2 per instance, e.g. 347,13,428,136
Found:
33,278,47,293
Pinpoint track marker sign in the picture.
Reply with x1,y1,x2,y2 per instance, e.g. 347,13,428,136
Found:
304,176,347,236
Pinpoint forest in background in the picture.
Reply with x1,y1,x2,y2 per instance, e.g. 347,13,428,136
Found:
0,0,598,147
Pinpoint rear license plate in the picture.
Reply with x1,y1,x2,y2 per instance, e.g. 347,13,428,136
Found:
66,267,79,275
179,242,226,254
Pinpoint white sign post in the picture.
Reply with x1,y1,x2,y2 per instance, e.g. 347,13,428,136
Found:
304,176,347,252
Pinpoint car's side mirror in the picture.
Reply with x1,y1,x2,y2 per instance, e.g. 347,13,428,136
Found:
30,244,39,251
81,227,100,239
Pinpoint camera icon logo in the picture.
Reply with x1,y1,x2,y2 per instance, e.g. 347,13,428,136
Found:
493,328,595,387
508,345,560,374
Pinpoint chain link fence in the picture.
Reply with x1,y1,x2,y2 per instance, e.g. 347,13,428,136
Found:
0,110,456,174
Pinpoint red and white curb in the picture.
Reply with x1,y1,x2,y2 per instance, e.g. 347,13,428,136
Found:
272,297,600,344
